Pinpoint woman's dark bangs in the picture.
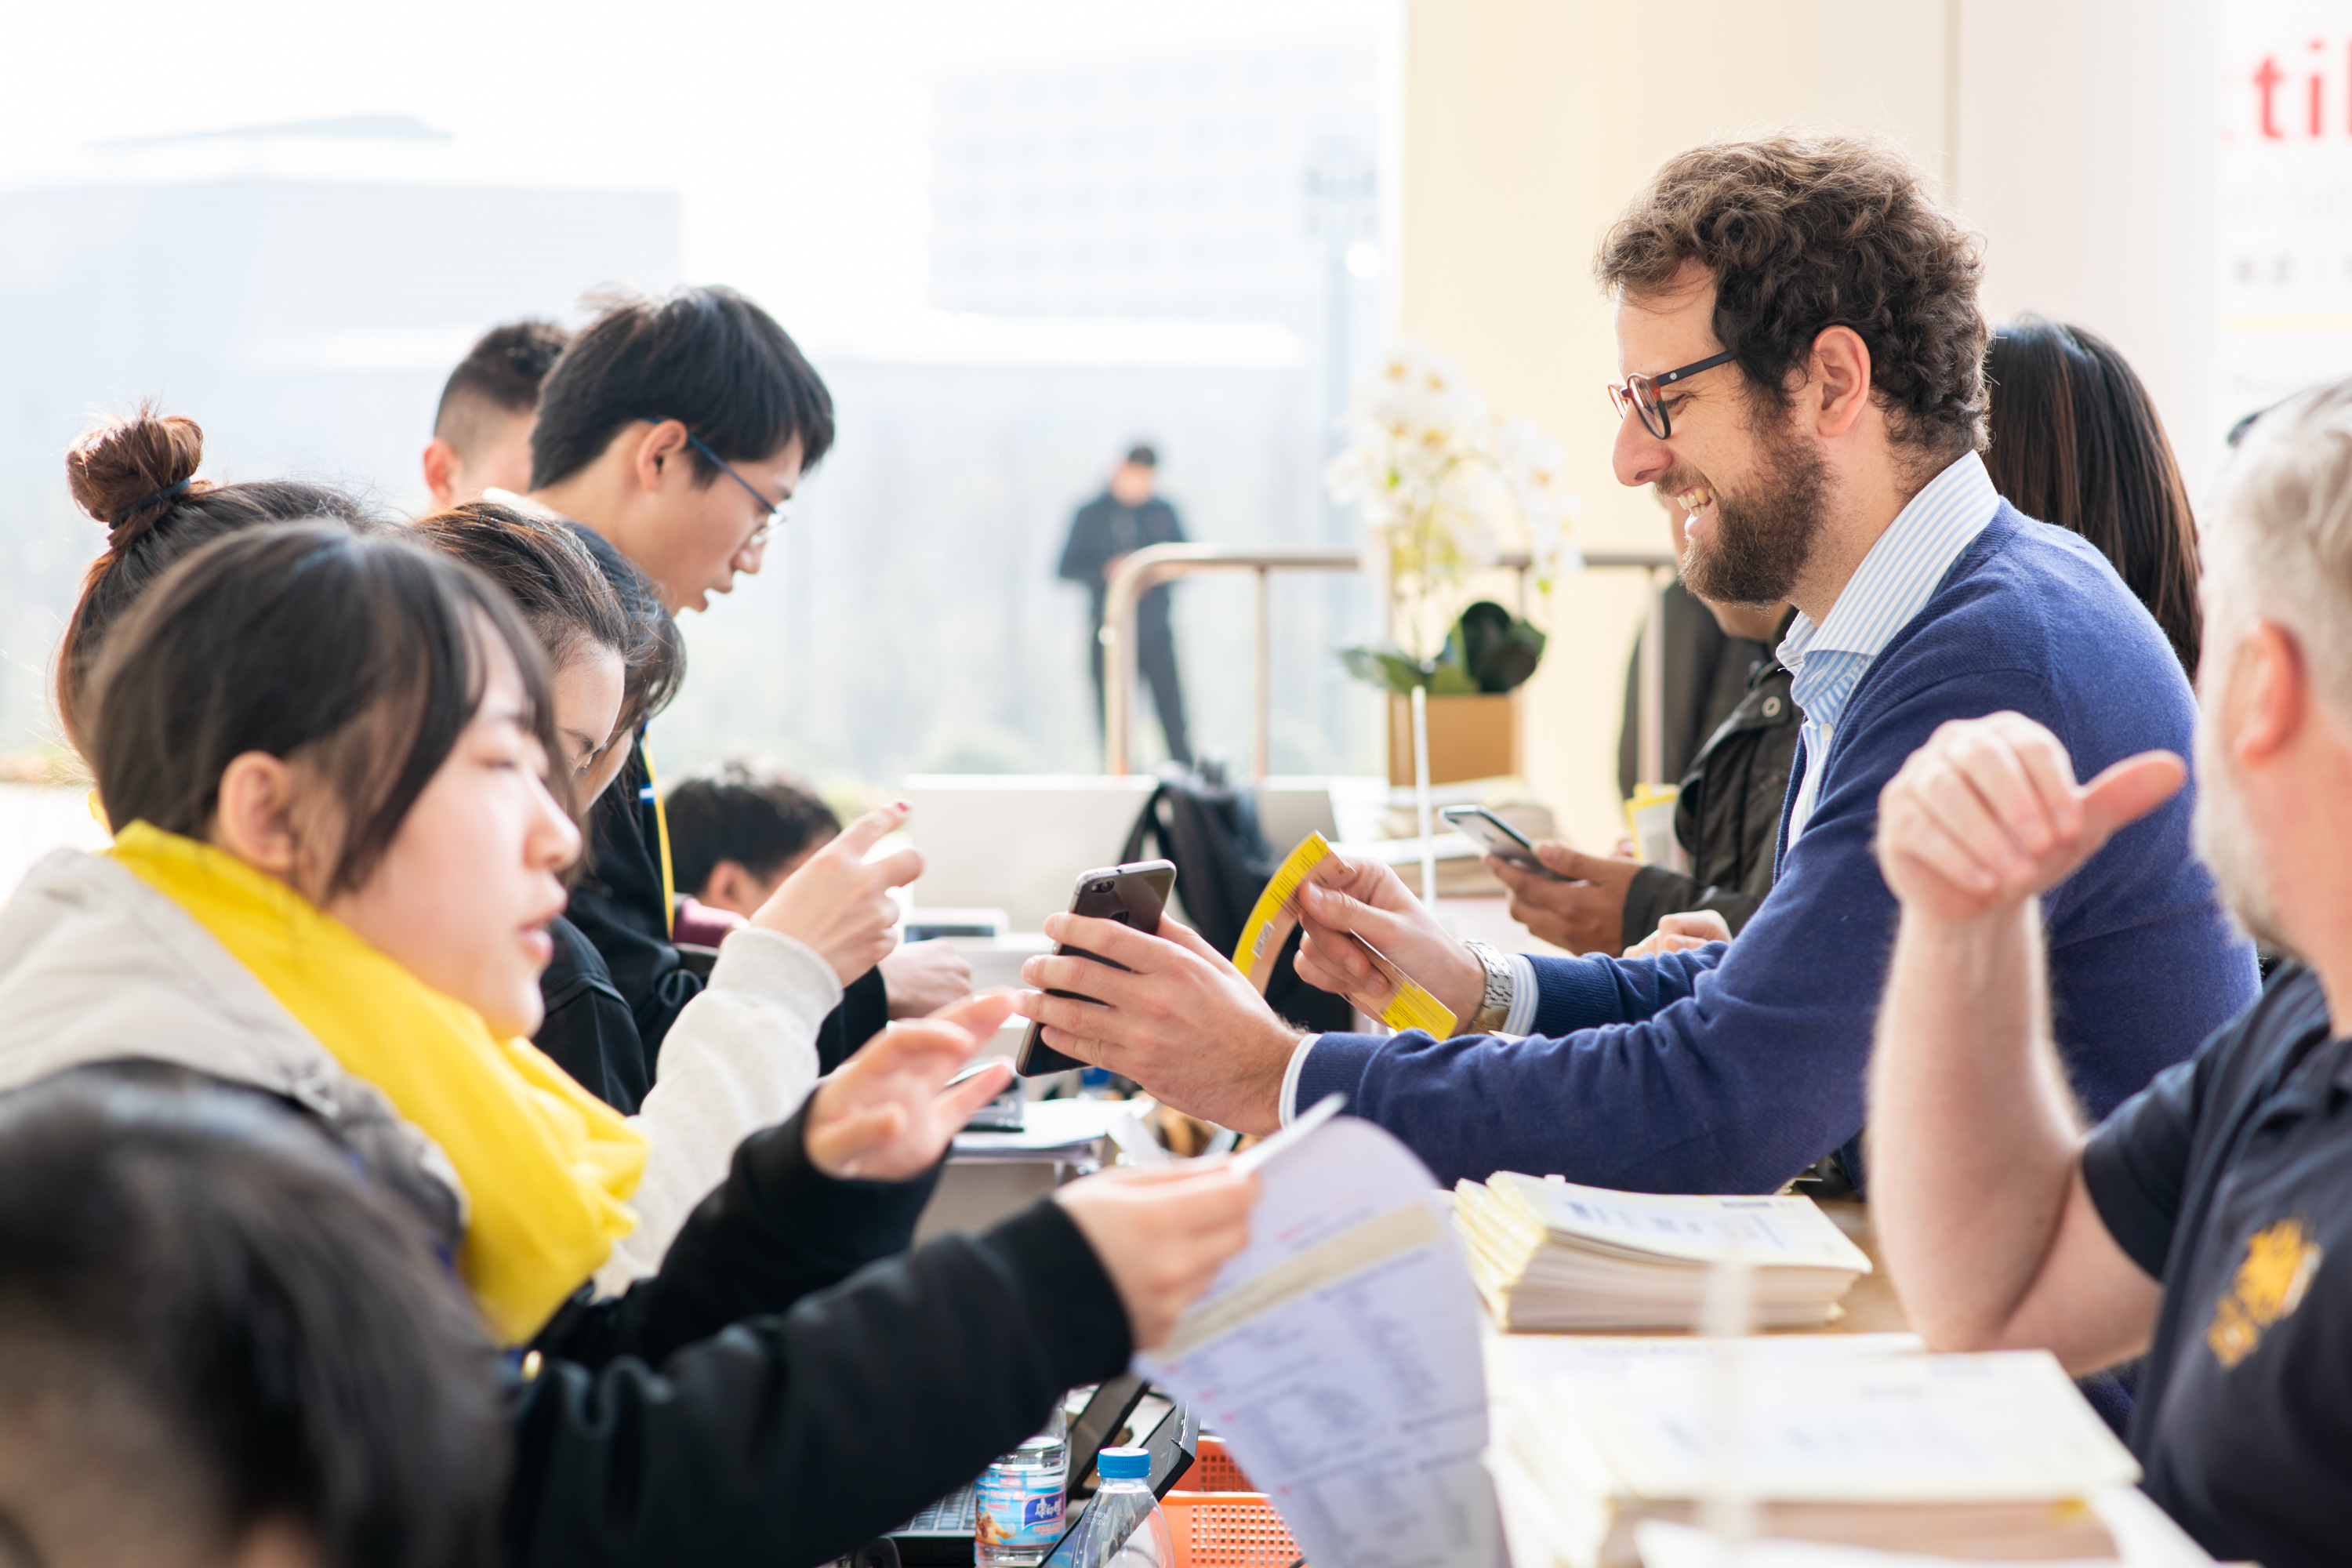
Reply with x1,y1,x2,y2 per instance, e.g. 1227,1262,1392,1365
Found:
321,543,571,895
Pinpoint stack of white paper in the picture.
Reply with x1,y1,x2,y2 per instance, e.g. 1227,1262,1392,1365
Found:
1454,1172,1872,1330
1486,1335,2151,1568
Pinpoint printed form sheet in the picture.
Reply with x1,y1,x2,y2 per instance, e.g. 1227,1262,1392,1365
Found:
1136,1100,1497,1568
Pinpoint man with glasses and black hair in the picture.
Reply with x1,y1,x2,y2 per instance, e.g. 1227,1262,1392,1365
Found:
519,285,900,1080
1011,134,2255,1203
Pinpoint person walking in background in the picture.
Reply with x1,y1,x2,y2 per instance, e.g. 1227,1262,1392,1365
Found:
1059,442,1192,766
1984,315,2202,677
420,319,572,509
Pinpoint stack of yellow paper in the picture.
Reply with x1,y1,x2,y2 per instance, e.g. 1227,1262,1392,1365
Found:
1454,1172,1871,1330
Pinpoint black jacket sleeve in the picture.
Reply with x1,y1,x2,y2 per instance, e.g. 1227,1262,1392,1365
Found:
532,1107,941,1369
822,967,893,1075
575,741,882,1072
534,916,652,1116
507,1178,1129,1566
574,743,705,1055
1619,865,1767,949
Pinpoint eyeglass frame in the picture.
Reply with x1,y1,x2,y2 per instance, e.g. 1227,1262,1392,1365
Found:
1604,350,1739,441
638,419,790,546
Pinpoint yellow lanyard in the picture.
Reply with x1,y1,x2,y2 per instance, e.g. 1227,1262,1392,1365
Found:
642,737,677,938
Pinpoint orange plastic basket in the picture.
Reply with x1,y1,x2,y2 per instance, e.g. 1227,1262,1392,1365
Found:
1160,1439,1304,1568
1159,1493,1301,1568
1171,1438,1259,1496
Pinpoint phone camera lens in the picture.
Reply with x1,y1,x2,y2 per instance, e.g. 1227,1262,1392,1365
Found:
1088,881,1111,895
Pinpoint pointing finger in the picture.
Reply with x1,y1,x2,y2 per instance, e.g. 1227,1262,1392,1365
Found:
830,802,912,858
862,845,925,891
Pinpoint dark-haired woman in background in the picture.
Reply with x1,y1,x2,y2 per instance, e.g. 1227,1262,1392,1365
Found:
1984,316,2203,677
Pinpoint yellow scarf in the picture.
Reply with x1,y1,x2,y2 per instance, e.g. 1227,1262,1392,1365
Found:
109,822,646,1345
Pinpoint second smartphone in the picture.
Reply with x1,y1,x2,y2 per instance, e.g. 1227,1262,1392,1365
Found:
1013,859,1178,1076
1439,804,1567,879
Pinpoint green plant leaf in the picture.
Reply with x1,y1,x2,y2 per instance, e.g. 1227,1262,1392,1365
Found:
1470,624,1545,692
1448,599,1548,692
1339,644,1436,697
1428,662,1482,695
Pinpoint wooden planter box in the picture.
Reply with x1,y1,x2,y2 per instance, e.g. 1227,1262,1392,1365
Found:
1387,691,1519,786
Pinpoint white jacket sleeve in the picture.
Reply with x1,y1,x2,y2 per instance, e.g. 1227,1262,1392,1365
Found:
593,927,841,1293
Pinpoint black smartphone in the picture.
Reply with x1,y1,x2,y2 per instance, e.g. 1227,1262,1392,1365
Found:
1440,804,1566,879
1014,859,1178,1076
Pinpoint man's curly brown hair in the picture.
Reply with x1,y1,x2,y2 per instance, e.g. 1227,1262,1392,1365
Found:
1596,135,1989,467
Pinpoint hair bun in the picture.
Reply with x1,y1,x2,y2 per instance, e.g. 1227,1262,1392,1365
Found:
66,405,209,551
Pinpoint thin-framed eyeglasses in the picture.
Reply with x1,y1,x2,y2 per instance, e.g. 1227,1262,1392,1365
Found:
641,419,790,546
1605,350,1738,441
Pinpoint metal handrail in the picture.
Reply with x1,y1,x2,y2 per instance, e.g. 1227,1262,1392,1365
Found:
1102,543,1681,781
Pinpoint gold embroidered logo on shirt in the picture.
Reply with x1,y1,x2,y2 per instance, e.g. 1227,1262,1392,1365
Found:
2206,1218,2324,1370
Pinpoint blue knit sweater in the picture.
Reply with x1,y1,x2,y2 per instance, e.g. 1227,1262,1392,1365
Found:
1297,504,2258,1191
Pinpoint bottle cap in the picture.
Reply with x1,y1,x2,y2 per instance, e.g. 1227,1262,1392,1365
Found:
1097,1446,1150,1481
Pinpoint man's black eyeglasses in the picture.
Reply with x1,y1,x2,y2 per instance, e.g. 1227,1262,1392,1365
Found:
1605,350,1737,441
642,419,789,545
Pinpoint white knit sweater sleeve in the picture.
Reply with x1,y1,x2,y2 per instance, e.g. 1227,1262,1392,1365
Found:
593,927,841,1294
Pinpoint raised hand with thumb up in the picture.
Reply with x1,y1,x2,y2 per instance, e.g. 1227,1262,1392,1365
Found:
1875,712,2185,926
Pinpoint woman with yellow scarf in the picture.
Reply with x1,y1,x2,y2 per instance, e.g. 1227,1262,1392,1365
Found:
0,521,1257,1567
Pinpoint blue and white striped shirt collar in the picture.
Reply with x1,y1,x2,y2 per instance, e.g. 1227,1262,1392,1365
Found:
1776,450,2001,840
1777,450,2000,694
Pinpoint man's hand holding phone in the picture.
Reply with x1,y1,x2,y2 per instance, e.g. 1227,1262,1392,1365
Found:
1016,912,1305,1136
1489,843,1643,956
1014,861,1177,1076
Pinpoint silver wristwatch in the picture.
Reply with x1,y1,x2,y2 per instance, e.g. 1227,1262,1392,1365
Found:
1460,939,1515,1035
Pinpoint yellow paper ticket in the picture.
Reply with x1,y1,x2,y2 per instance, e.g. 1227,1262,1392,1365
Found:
1232,832,1457,1038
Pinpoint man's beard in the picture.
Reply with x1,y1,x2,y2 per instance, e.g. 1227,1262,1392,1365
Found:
2193,717,2291,953
1676,418,1828,607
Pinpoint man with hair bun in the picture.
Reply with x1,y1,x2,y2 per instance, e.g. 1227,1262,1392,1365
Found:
1016,134,2256,1201
422,319,572,509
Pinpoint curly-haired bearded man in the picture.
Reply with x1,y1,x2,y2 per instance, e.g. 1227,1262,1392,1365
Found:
1014,135,2256,1199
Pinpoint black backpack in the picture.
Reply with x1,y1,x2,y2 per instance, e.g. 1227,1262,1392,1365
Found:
1119,764,1354,1034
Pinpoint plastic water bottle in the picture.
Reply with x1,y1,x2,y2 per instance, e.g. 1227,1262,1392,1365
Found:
975,1406,1068,1568
1065,1447,1172,1568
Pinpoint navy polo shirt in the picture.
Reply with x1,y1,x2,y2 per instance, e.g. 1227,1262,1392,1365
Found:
2081,963,2349,1566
